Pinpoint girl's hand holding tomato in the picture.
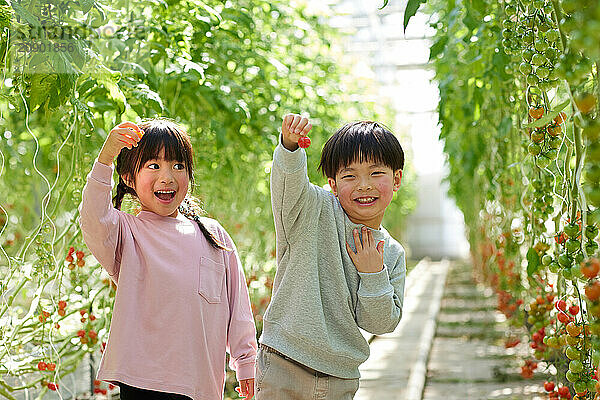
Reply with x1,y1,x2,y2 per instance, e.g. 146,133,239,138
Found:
98,121,144,166
281,113,312,151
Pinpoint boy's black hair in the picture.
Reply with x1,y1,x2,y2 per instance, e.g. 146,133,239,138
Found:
318,121,404,179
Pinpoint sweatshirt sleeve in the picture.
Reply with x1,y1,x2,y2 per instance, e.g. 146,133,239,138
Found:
220,226,258,381
78,161,123,280
354,248,406,335
270,136,321,242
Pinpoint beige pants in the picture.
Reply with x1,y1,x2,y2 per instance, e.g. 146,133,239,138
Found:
254,346,360,400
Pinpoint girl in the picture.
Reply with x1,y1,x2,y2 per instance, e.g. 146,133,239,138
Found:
79,119,256,400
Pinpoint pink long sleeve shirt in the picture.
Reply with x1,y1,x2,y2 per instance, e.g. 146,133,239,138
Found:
78,161,257,400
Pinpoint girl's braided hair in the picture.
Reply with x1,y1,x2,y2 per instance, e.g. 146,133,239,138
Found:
112,118,228,251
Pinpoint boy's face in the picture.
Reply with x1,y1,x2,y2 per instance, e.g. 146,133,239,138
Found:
328,160,402,229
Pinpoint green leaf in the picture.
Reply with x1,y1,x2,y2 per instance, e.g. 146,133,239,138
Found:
379,0,389,9
525,99,570,128
11,2,41,28
429,36,448,60
28,74,57,112
526,247,540,277
403,0,426,33
131,83,164,113
78,0,95,14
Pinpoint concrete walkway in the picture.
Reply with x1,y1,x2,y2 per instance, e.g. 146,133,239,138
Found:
356,260,547,400
355,258,450,400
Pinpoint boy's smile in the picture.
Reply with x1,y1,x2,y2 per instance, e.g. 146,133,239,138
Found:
328,160,402,229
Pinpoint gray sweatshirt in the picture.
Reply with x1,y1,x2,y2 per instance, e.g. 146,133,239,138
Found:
259,139,406,379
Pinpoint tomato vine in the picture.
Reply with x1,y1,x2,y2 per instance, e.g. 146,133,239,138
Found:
404,0,600,397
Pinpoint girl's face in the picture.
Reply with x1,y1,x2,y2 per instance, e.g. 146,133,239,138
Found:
124,148,189,217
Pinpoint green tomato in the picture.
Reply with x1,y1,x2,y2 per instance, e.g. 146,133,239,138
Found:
548,261,560,273
565,222,580,238
561,267,573,280
545,149,558,160
535,40,549,52
535,154,550,168
532,0,545,9
566,345,581,360
503,19,516,29
531,53,546,66
566,239,581,254
536,66,550,79
573,379,588,393
546,29,559,43
558,252,573,267
548,137,562,149
505,4,517,16
520,62,533,75
569,360,584,374
528,142,542,156
586,241,599,255
538,80,552,91
541,254,553,266
522,48,534,62
572,265,584,280
586,225,599,240
566,369,580,382
545,47,558,61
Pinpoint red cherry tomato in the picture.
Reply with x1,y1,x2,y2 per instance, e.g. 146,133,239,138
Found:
298,136,311,148
569,305,580,315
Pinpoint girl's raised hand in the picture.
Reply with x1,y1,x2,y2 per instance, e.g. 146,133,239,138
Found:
98,122,144,166
281,113,312,151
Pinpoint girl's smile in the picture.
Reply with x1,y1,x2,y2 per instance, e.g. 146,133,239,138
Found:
124,148,189,217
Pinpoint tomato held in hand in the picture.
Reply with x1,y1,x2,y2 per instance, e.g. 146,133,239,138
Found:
298,136,311,148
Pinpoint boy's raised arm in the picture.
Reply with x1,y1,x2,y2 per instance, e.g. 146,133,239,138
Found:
270,114,320,241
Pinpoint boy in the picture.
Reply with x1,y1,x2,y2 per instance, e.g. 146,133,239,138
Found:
256,114,406,400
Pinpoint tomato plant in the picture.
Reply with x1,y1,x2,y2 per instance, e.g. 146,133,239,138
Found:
393,0,600,397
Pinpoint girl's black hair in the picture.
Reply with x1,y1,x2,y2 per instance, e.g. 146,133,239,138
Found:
318,121,404,179
112,118,228,251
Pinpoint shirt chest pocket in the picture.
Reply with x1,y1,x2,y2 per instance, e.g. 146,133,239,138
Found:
198,256,226,304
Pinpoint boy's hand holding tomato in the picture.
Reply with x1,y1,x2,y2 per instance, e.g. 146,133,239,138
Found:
281,114,312,151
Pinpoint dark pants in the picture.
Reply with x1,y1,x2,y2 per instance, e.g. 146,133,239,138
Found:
118,382,192,400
